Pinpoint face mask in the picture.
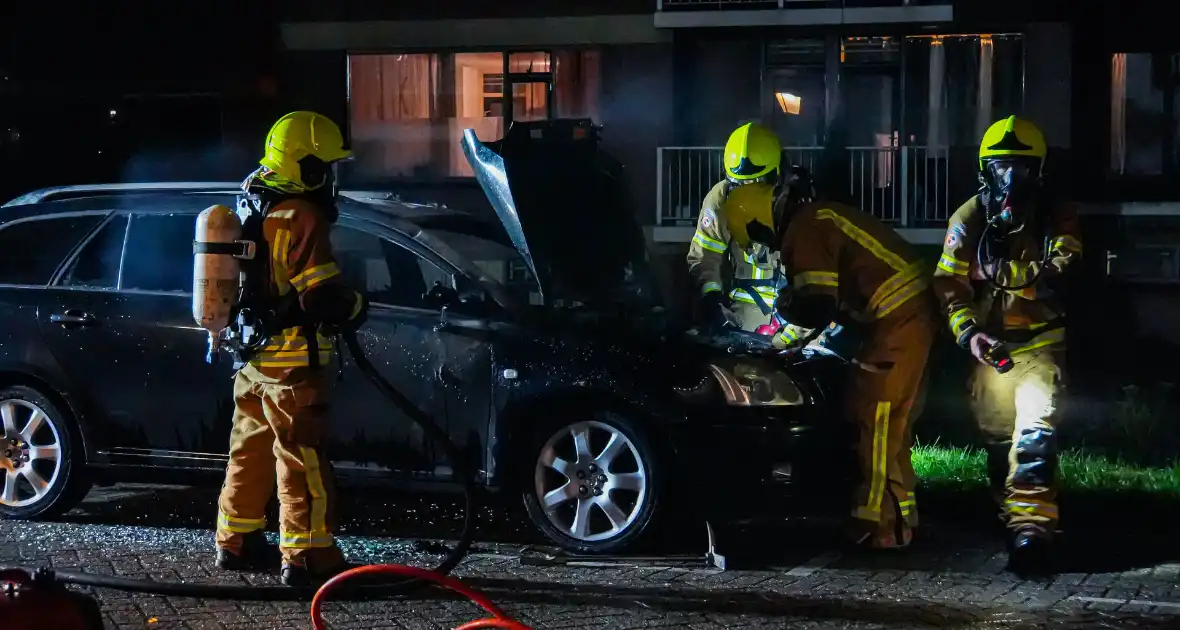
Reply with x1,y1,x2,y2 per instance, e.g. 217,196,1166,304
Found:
985,159,1037,220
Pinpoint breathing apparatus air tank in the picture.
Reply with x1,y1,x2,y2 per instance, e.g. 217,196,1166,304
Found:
192,204,249,363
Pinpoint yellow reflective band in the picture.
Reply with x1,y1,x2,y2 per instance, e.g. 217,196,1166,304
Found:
348,292,365,320
794,271,839,288
937,254,970,276
269,209,297,219
1005,500,1059,519
1005,261,1031,286
272,228,292,286
949,307,976,338
1009,327,1066,355
702,282,723,295
279,532,335,549
855,401,891,523
290,262,341,293
777,327,799,345
217,512,266,534
252,348,334,368
874,275,929,320
692,231,727,253
1052,235,1082,253
868,261,928,319
301,446,330,548
729,287,777,305
816,208,908,271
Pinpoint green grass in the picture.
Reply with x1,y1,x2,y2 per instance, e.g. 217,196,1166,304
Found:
912,442,1180,496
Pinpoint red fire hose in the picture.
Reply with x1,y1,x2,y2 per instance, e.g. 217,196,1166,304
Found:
310,564,532,630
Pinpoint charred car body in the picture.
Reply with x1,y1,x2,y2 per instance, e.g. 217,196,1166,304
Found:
0,119,850,553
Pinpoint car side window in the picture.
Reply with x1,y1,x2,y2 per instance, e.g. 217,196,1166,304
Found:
120,213,196,293
330,225,451,309
0,214,105,286
58,215,129,290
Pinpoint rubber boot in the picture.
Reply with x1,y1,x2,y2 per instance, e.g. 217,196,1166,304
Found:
216,530,279,571
1006,525,1053,577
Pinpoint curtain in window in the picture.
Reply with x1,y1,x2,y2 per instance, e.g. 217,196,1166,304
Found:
1110,53,1128,174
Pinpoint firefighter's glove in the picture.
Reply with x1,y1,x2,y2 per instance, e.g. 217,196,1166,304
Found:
967,330,1002,367
699,291,739,329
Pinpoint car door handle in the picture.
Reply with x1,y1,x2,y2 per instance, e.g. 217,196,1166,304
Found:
50,310,97,327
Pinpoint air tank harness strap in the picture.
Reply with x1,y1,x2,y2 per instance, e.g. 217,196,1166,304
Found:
733,278,778,316
193,241,253,258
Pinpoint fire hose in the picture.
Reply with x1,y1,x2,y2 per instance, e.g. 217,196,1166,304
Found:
1,330,531,630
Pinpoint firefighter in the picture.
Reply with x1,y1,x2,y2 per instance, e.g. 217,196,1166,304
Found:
933,116,1081,574
214,111,369,586
721,169,936,549
687,122,794,334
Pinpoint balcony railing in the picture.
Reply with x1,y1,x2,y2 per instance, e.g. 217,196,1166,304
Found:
655,145,952,228
657,0,936,9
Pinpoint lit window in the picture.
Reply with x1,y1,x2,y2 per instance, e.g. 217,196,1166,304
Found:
347,50,601,181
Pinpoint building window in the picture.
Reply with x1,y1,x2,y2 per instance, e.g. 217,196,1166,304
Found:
902,34,1025,150
1110,53,1179,177
347,50,600,182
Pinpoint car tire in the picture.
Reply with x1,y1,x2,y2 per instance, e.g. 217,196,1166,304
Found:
0,385,90,520
521,408,665,555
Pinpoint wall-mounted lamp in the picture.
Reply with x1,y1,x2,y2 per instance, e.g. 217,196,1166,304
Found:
775,92,801,115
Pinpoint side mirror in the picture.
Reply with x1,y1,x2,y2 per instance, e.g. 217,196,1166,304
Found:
423,281,460,310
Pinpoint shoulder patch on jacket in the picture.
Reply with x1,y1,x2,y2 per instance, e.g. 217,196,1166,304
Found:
946,222,967,247
700,208,716,229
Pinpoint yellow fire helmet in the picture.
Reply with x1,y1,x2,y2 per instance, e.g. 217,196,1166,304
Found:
978,115,1046,171
721,181,777,249
259,111,353,192
723,123,782,183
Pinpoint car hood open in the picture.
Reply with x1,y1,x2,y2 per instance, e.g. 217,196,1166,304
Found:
461,119,663,313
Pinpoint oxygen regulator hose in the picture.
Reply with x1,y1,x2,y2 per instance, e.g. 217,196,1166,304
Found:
1,329,533,629
977,221,1043,292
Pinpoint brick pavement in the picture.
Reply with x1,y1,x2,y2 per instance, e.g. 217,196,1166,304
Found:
3,485,1180,629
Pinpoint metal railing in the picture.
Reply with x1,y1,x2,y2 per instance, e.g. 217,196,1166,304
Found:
655,145,952,227
656,0,919,8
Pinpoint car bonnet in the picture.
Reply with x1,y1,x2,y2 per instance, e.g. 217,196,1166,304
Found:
460,119,662,311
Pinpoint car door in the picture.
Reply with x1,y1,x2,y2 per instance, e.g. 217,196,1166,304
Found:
40,210,233,467
328,218,468,480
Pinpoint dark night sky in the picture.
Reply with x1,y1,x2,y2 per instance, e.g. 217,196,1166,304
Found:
1,1,283,196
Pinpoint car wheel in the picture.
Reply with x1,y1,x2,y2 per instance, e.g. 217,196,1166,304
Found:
522,410,663,555
0,385,89,520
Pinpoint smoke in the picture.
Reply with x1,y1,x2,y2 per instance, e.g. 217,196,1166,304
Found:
118,140,256,185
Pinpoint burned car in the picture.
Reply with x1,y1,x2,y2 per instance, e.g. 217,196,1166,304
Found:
0,119,849,553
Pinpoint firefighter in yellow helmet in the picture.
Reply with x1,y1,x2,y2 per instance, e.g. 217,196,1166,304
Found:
933,116,1081,575
723,167,937,549
687,123,796,335
214,111,368,586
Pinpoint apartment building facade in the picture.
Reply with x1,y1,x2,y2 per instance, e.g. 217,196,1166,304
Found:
275,0,1180,341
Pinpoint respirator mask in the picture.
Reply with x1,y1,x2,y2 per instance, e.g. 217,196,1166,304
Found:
980,157,1040,229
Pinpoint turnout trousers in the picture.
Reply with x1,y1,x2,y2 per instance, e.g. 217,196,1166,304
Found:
215,363,344,568
970,346,1065,535
846,302,936,547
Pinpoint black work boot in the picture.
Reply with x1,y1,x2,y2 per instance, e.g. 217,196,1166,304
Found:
216,530,279,571
1006,525,1053,577
281,557,355,588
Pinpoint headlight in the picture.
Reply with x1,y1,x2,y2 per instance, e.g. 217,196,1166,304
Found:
707,358,807,407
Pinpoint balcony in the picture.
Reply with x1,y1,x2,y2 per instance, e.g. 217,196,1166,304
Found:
653,145,954,243
654,0,953,28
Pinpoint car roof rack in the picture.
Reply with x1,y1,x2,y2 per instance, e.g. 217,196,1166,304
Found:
2,182,243,208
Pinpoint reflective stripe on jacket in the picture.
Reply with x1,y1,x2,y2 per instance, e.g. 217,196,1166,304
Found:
250,199,365,375
932,195,1081,351
686,180,786,306
776,200,932,327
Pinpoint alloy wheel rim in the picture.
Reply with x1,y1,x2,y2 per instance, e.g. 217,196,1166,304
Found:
533,420,648,543
0,399,63,508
